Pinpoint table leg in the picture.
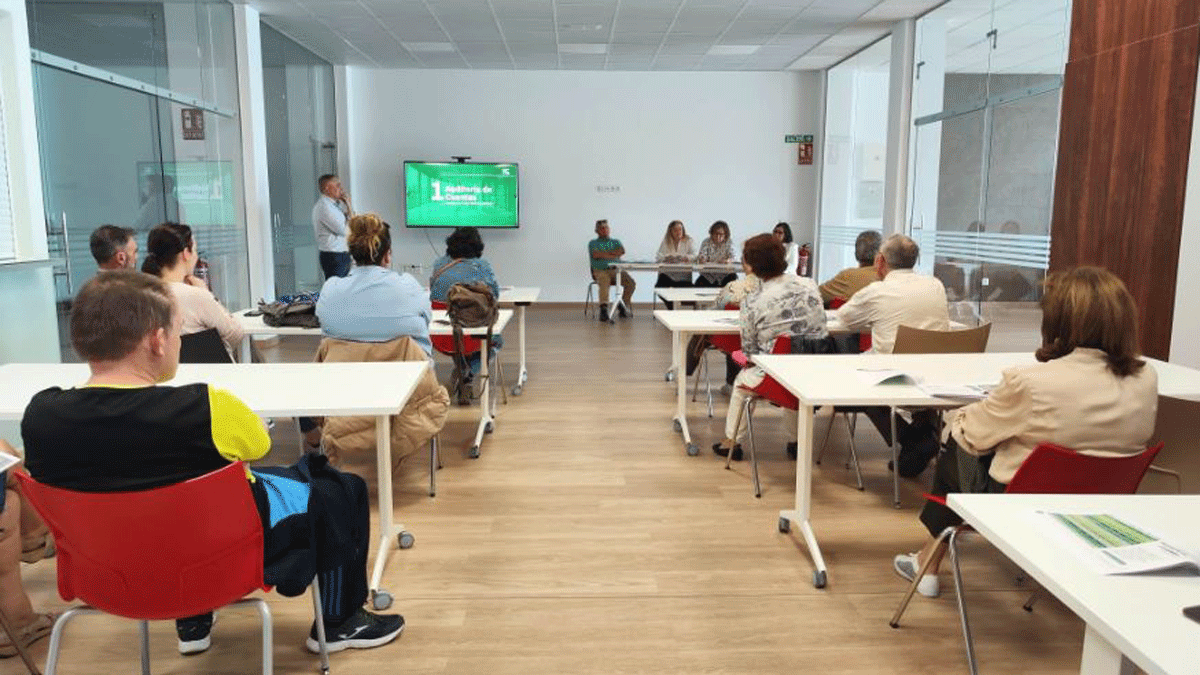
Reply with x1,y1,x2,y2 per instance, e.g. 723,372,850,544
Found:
674,330,698,456
512,304,528,396
611,266,625,320
665,330,679,382
779,405,827,588
470,338,493,458
240,336,252,364
1080,624,1136,675
370,414,408,609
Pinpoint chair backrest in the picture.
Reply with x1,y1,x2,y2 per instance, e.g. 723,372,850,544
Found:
893,323,991,354
179,327,233,364
1006,443,1164,495
15,463,264,620
829,297,872,352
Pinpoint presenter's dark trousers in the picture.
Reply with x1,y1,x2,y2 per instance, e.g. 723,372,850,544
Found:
319,251,352,280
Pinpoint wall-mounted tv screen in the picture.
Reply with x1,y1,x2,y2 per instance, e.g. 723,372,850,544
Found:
403,161,519,228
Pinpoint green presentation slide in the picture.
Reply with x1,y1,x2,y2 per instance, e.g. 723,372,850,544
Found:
404,162,519,228
137,161,236,228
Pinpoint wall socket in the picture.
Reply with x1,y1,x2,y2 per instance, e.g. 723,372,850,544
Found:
596,185,620,193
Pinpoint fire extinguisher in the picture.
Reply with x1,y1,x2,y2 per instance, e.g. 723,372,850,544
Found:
798,243,811,277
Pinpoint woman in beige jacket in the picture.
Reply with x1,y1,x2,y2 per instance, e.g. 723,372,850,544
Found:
894,267,1158,598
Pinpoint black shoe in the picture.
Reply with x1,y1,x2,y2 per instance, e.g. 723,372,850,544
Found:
712,443,743,461
307,608,405,654
786,442,797,460
616,303,629,318
177,612,214,655
599,305,610,322
895,437,939,478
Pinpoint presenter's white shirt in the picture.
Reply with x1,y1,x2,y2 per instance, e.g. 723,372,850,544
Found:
835,269,949,354
312,195,349,253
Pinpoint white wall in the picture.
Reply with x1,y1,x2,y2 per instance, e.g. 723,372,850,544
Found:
1171,62,1200,368
345,69,820,302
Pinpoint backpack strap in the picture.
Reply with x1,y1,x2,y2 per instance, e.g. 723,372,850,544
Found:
431,259,465,287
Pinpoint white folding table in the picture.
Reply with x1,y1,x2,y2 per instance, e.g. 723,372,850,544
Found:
607,261,741,320
949,493,1200,675
498,286,540,396
0,361,427,610
751,352,1200,589
655,287,722,308
233,308,512,458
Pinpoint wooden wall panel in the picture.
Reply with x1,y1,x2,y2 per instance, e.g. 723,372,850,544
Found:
1051,4,1200,360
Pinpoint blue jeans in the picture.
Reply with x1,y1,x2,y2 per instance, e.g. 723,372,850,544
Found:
319,251,352,279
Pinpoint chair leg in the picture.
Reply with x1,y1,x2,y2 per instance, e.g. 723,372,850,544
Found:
890,407,900,508
890,526,954,628
0,605,41,674
44,607,95,675
815,411,837,465
429,435,438,497
310,576,330,675
691,350,704,403
139,620,151,675
745,399,761,498
703,352,714,418
845,414,864,491
495,354,508,405
949,527,980,675
1023,590,1039,612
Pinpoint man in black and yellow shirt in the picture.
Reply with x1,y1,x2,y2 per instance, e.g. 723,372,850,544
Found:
21,270,404,656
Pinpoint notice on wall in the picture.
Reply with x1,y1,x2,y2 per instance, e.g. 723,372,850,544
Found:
181,108,205,141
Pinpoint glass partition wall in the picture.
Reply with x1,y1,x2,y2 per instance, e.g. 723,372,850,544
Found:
907,0,1070,329
261,22,336,296
26,0,247,359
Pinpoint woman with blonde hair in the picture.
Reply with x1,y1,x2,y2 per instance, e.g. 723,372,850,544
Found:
656,220,694,308
893,266,1158,598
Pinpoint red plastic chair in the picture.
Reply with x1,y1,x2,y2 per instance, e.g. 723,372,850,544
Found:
890,442,1164,674
15,463,330,675
727,335,808,498
690,304,741,417
829,297,871,352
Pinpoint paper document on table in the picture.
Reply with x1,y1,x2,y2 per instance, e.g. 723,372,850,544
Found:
712,317,741,325
918,383,993,400
1034,511,1200,576
0,451,19,474
855,368,919,386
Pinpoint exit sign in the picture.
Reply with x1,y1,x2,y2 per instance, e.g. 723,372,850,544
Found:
785,134,812,144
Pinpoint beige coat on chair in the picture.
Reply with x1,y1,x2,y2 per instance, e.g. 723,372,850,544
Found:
315,336,450,468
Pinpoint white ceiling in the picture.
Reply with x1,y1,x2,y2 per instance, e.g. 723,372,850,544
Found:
251,0,947,71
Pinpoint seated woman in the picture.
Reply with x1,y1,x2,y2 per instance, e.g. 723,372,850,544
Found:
712,234,827,461
0,440,55,659
773,222,800,274
428,227,502,376
141,222,245,361
694,221,737,288
655,220,694,309
317,214,431,354
894,266,1158,598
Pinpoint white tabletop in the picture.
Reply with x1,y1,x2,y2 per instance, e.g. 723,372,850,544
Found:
234,308,512,338
616,261,741,273
652,309,911,338
655,288,722,304
949,493,1200,675
754,352,1200,407
0,362,427,419
498,287,541,305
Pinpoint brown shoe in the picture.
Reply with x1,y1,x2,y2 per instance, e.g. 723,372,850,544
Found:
0,613,56,658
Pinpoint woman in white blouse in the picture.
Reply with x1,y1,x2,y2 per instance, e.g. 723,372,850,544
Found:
141,222,246,361
893,266,1158,598
772,222,799,273
655,220,694,308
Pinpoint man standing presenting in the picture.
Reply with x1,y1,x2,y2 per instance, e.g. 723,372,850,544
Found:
89,225,138,270
588,219,635,322
313,174,353,279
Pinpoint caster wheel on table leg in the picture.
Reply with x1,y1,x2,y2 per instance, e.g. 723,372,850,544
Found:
371,590,393,611
511,385,523,396
665,371,675,382
673,419,682,433
469,445,481,459
813,570,827,589
778,516,790,533
685,443,699,456
398,531,414,549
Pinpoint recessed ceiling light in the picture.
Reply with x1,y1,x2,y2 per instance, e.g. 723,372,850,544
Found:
707,45,760,56
559,23,605,31
403,42,457,53
559,43,608,55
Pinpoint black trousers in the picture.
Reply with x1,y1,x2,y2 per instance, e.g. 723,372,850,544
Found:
694,273,737,288
655,273,692,309
319,251,352,279
918,440,1007,537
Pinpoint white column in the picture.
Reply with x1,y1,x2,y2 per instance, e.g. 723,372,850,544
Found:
0,0,48,260
234,5,275,302
1170,61,1200,367
882,19,916,238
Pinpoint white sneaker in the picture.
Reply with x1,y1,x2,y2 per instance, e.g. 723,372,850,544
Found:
893,553,940,598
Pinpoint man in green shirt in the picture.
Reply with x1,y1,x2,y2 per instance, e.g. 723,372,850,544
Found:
588,219,636,322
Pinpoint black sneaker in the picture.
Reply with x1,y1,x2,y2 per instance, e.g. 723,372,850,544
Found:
308,608,404,654
712,443,743,461
177,612,215,655
785,442,797,460
598,304,610,322
616,303,629,318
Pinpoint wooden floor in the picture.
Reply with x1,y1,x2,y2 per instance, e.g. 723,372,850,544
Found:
16,306,1096,675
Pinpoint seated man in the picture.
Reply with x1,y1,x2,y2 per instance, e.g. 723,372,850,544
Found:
588,219,635,321
20,270,404,656
818,230,881,306
835,234,950,476
89,224,138,271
